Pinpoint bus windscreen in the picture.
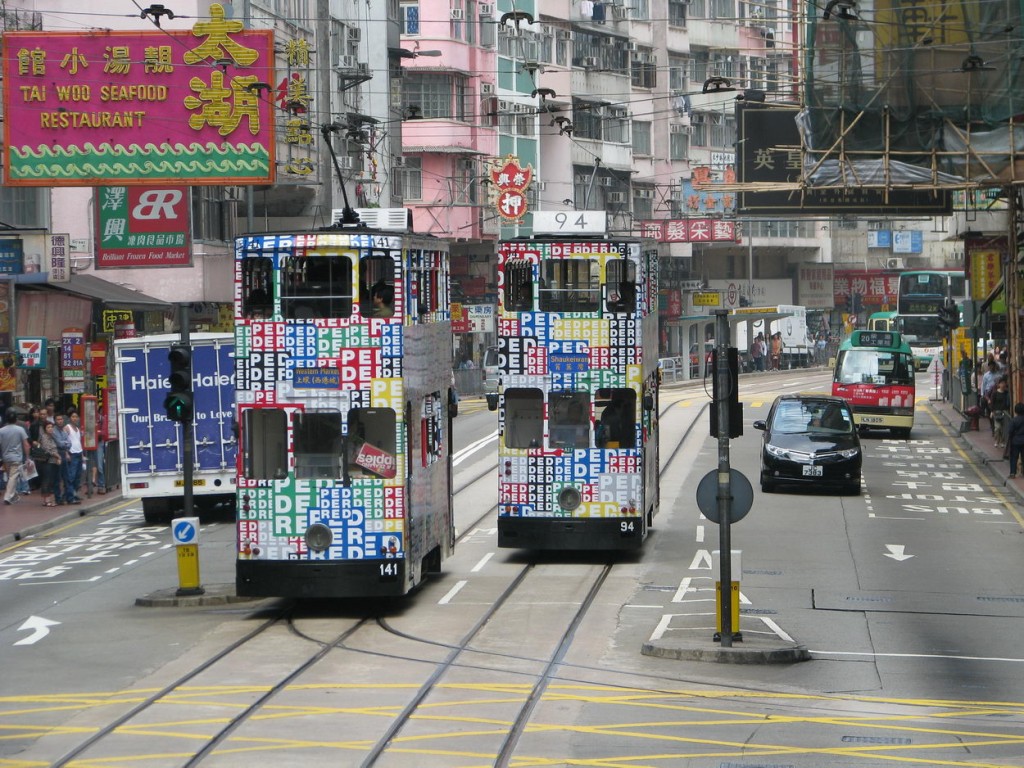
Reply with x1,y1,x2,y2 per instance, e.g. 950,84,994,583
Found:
835,349,915,386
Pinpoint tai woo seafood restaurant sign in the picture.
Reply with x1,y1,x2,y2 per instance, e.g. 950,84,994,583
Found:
1,3,275,186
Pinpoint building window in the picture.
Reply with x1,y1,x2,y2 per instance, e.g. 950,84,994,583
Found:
403,73,469,120
632,0,651,20
480,4,496,47
397,157,422,200
632,189,654,219
669,0,691,25
632,121,652,155
573,100,629,143
400,1,419,34
710,0,734,19
0,187,47,228
191,186,234,242
631,49,657,89
670,131,690,160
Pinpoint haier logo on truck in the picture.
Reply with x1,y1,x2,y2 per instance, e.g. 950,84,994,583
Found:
129,372,232,390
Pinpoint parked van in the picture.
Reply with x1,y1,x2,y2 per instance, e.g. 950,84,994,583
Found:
483,345,500,410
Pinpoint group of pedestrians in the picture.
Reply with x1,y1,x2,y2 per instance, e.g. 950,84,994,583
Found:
749,332,785,372
977,352,1024,480
0,400,104,507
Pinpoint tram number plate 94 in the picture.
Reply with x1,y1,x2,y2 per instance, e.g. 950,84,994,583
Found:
802,465,823,477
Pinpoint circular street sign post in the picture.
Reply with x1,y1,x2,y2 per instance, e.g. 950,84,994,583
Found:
696,468,754,524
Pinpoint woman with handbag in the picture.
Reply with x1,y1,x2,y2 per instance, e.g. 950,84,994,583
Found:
36,421,62,507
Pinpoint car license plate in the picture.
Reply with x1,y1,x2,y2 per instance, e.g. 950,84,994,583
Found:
861,416,883,424
802,465,823,477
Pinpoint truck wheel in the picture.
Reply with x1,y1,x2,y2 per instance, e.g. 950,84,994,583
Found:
142,497,172,525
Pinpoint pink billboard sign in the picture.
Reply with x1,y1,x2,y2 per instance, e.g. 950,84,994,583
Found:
2,5,275,186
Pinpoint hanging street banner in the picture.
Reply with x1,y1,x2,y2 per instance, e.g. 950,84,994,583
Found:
1,3,275,186
95,186,192,268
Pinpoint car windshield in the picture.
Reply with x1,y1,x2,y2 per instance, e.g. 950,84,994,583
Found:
771,400,854,435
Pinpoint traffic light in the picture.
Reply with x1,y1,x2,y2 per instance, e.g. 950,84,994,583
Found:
937,300,960,333
163,343,193,423
710,347,743,439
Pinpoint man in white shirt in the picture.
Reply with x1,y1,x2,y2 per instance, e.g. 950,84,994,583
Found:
63,410,84,504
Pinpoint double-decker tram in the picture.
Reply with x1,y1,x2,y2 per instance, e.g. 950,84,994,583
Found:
233,209,455,598
832,329,916,438
495,212,660,550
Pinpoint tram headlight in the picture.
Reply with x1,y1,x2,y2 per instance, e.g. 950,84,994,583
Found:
304,523,334,553
558,486,582,511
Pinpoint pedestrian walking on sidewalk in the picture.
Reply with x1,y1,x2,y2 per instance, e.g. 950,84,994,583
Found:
1004,402,1024,479
0,409,30,505
990,378,1012,449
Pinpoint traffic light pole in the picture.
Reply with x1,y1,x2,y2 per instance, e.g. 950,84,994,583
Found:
178,303,194,520
714,309,734,647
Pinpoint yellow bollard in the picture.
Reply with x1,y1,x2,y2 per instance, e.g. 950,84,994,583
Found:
171,517,205,597
715,581,740,634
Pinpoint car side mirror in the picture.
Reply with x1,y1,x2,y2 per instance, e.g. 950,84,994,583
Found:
753,419,767,430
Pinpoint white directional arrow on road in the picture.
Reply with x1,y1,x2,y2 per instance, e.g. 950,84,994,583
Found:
884,544,914,562
14,616,60,646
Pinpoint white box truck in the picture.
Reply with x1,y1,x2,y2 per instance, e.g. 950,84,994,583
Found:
115,333,236,523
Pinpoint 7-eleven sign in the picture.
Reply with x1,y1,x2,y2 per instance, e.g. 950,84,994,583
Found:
16,337,47,369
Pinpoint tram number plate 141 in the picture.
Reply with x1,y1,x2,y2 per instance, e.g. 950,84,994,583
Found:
802,466,823,477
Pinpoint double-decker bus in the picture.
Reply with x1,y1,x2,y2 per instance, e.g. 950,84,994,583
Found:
832,329,916,438
233,210,455,598
897,270,966,370
495,213,660,550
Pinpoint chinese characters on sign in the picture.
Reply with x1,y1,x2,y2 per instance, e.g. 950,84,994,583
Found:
638,219,737,243
48,233,71,282
95,187,192,268
833,270,900,309
491,156,533,221
278,38,317,178
1,3,275,185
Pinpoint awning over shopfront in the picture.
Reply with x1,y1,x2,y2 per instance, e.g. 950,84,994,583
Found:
13,274,170,342
49,274,170,309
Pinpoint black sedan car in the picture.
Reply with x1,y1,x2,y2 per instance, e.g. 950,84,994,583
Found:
753,394,862,495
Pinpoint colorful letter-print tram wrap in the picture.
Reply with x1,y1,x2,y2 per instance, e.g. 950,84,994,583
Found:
233,228,454,598
496,237,661,551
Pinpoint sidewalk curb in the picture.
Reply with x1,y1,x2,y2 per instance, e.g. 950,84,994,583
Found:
0,495,122,547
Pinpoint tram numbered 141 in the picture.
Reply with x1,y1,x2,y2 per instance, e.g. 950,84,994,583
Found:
495,212,660,550
233,210,455,598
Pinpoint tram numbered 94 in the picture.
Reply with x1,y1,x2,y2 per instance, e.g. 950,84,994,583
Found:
496,222,660,550
233,211,455,598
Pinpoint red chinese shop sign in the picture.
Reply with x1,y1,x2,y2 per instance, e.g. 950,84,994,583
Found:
492,156,533,221
1,4,275,186
638,219,737,243
834,270,900,307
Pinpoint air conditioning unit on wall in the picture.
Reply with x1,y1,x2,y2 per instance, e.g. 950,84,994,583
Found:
886,257,905,270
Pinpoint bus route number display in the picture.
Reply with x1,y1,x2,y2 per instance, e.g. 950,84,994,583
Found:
857,331,895,348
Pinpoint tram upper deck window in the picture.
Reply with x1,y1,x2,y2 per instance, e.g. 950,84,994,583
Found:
504,388,544,448
504,258,534,312
241,257,274,319
361,254,397,318
549,391,591,450
595,388,636,448
293,410,343,479
282,254,353,319
347,407,398,478
539,259,600,313
242,408,288,480
604,259,637,314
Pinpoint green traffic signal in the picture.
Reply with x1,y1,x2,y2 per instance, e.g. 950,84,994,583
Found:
165,342,193,423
